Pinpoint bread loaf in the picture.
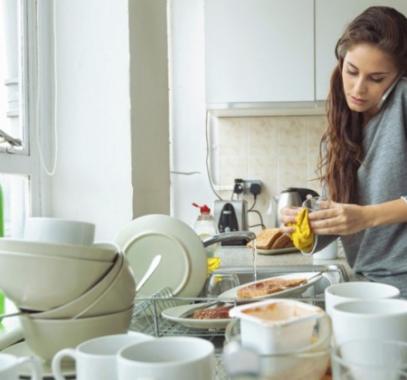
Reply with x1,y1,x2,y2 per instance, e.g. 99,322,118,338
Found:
254,228,283,249
271,233,294,249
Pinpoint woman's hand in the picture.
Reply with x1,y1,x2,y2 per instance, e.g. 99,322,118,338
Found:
279,207,300,234
308,200,372,235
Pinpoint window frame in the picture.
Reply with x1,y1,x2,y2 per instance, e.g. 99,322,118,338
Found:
0,0,53,216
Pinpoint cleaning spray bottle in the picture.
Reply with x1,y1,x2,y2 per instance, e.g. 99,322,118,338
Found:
192,203,217,257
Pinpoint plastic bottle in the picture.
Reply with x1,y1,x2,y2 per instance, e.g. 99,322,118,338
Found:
263,197,278,228
192,203,217,256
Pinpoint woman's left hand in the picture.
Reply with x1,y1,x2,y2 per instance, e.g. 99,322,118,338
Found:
308,200,372,235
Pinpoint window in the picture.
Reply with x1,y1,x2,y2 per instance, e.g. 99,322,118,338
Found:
0,0,54,236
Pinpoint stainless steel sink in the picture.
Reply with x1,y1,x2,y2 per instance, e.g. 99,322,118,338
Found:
211,264,349,309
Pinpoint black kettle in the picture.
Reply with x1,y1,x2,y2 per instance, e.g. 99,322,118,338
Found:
276,187,319,225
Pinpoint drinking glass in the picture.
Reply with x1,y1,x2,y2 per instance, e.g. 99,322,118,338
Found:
332,339,407,380
205,273,240,298
302,196,328,211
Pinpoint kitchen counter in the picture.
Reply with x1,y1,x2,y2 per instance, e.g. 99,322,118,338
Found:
214,246,356,280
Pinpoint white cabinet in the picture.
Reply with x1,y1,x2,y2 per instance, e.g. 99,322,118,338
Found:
315,0,407,100
205,0,314,105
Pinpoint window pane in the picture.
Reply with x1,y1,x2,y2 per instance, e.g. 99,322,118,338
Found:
0,0,23,143
0,173,29,238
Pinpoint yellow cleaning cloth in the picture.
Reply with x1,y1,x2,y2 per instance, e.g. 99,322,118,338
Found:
207,257,221,276
289,208,314,252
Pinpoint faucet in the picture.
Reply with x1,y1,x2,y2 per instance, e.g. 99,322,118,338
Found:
203,231,256,248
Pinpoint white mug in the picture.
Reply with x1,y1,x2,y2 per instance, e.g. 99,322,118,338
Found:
313,239,338,260
325,281,400,316
24,217,95,246
117,336,215,380
0,353,42,380
52,333,153,380
331,299,407,346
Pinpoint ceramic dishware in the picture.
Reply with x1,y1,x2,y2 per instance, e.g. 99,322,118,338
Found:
0,353,42,379
24,217,95,246
331,339,407,380
114,214,207,298
0,251,113,310
117,336,215,380
20,307,133,361
52,333,153,380
229,299,325,354
0,238,117,261
313,239,338,260
325,282,400,316
331,299,407,346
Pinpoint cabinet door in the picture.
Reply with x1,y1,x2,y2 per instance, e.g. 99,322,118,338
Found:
316,0,407,100
205,0,314,104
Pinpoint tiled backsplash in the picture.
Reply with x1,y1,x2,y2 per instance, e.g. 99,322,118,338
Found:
212,115,327,227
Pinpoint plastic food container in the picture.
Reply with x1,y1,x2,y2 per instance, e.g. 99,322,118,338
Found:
229,299,325,354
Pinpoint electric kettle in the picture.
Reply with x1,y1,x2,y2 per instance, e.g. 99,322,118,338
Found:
276,187,319,225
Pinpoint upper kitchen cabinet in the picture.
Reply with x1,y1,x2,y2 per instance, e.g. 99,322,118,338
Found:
315,0,407,100
205,0,314,105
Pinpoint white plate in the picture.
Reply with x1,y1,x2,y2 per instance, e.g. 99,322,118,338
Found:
2,341,75,379
218,272,323,302
114,214,207,298
256,247,300,255
161,302,232,330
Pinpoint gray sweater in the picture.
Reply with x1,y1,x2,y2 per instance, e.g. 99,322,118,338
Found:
314,77,407,296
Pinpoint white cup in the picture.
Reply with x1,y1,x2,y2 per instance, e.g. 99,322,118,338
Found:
331,299,407,346
0,353,42,380
117,336,215,380
313,240,338,261
24,217,95,246
52,333,153,380
325,281,400,316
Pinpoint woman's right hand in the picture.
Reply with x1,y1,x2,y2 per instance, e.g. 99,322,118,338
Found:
279,207,301,234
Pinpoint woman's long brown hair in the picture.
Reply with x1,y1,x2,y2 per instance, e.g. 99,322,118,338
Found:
319,6,407,203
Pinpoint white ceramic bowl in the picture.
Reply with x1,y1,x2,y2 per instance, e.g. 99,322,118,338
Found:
0,238,117,262
0,251,114,311
115,214,207,298
31,254,129,319
24,217,95,246
325,281,400,316
20,307,133,361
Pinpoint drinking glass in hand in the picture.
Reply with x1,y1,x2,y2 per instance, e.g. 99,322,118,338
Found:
205,273,240,298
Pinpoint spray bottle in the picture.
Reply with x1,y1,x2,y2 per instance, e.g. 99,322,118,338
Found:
192,203,217,256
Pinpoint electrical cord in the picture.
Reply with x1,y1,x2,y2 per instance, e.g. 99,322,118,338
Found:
205,110,222,201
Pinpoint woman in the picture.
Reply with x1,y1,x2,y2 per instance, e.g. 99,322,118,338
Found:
281,6,407,296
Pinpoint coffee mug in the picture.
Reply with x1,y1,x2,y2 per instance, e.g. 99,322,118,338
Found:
313,239,338,260
117,336,215,380
52,333,153,380
331,299,407,345
0,353,42,379
24,217,95,246
325,282,400,316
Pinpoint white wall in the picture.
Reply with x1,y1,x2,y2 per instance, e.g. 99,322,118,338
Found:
169,0,214,227
50,0,133,240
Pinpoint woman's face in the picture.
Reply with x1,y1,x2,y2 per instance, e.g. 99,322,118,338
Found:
342,43,399,117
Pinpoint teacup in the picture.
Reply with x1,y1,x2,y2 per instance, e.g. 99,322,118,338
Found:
52,333,153,380
331,299,407,345
117,336,215,380
0,353,42,379
325,282,400,316
24,217,95,246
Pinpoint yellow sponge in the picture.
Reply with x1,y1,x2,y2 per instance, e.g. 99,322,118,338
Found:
289,208,314,252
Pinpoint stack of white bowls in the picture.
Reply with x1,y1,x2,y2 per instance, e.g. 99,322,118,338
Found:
0,217,136,361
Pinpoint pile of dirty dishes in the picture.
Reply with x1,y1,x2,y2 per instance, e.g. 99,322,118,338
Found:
0,218,135,361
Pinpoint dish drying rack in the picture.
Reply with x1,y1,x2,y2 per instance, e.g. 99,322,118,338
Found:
129,287,327,380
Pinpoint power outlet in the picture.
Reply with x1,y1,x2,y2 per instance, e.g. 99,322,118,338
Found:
244,180,262,195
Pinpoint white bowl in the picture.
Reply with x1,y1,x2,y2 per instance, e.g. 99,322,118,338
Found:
0,238,117,262
31,254,129,319
20,307,133,361
229,299,325,354
0,251,114,311
24,217,95,246
325,282,400,316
